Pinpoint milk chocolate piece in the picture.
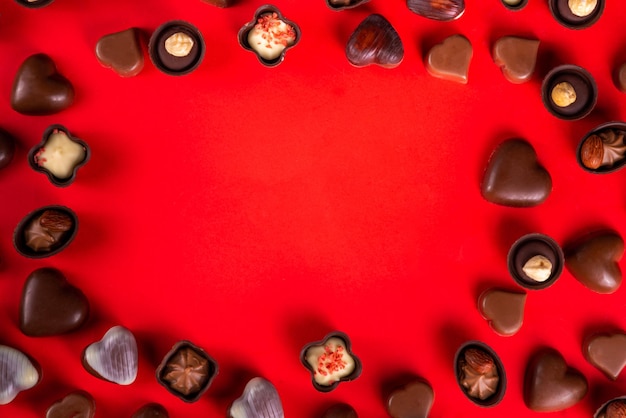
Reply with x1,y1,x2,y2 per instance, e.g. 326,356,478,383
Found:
13,205,78,258
596,397,626,418
132,403,169,418
156,340,218,402
478,289,526,336
323,404,358,418
481,139,552,207
149,21,205,75
386,379,434,418
14,0,54,8
492,36,539,84
524,348,587,412
0,345,40,405
326,0,369,10
96,28,144,77
202,0,233,7
406,0,465,21
229,377,283,418
549,0,604,29
0,129,16,170
11,54,74,115
508,233,564,290
83,326,138,385
425,35,472,84
565,231,623,294
584,332,626,380
46,391,95,418
454,342,506,407
577,123,626,174
345,14,404,69
542,64,597,120
20,267,89,336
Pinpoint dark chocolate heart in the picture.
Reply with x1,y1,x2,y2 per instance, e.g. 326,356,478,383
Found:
426,35,473,84
46,391,95,418
132,403,169,418
11,54,74,116
478,289,526,336
345,14,404,68
322,404,357,418
492,36,540,84
565,231,623,294
386,379,434,418
95,28,144,77
584,333,626,380
481,139,552,207
20,267,89,336
524,348,587,412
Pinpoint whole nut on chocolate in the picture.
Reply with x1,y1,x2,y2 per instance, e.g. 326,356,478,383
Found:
568,0,597,17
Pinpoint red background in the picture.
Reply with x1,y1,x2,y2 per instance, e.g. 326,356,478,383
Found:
1,0,626,416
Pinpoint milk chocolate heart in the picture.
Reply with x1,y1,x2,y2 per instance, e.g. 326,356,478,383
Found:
386,379,434,418
425,35,472,84
20,267,89,336
524,348,587,412
565,231,623,294
82,326,138,385
584,332,626,380
229,377,283,418
132,403,169,418
0,345,40,405
95,28,144,77
323,404,357,418
492,36,540,84
346,14,404,68
11,54,74,116
46,391,95,418
481,139,552,207
478,289,526,336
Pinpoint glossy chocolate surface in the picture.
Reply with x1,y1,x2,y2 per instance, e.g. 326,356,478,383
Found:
454,341,506,407
326,0,369,11
406,0,465,21
345,14,404,68
323,404,358,418
149,21,204,75
46,391,95,418
201,0,233,7
96,28,144,77
82,326,138,385
584,332,626,380
426,35,472,84
229,377,283,418
0,129,16,170
576,122,626,174
541,64,597,120
0,345,40,405
478,289,526,336
595,397,626,418
549,0,604,29
13,205,78,258
492,36,539,84
386,379,434,418
616,62,626,93
508,233,564,290
131,403,169,418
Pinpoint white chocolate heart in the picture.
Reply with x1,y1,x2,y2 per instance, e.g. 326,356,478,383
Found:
84,326,138,385
0,345,39,405
230,377,284,418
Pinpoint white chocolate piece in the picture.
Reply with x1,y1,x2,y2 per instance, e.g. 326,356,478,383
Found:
84,326,138,385
305,337,355,386
35,130,85,179
568,0,597,17
165,32,194,57
551,82,576,107
0,345,39,405
523,255,553,282
247,13,296,61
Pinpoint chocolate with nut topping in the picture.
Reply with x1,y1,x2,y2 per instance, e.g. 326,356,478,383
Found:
459,348,499,400
25,209,73,252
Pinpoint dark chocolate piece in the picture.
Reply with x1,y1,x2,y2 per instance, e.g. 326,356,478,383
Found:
584,333,626,380
524,348,587,412
149,21,205,75
0,129,16,170
0,345,40,405
326,0,370,11
549,0,604,29
406,0,465,21
323,404,358,418
481,139,552,207
11,54,74,116
201,0,233,7
541,64,597,120
507,233,564,290
577,122,626,174
425,35,472,84
46,391,95,418
565,231,623,294
13,205,78,258
386,379,434,418
229,377,283,418
95,28,144,77
82,326,138,385
478,289,526,336
156,341,218,402
132,403,169,418
501,0,528,11
596,397,626,418
616,63,626,93
14,0,54,8
20,267,89,337
345,14,404,69
454,341,506,407
492,36,539,84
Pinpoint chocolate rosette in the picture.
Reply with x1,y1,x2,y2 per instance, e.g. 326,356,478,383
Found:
577,122,626,174
454,341,507,407
13,205,78,259
507,233,564,290
549,0,605,29
541,64,597,120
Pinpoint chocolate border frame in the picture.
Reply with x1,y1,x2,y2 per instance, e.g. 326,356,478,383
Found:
13,205,79,259
507,233,564,290
454,340,507,407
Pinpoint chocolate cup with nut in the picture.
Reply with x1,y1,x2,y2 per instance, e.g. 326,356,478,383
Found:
454,341,507,407
594,396,626,418
237,5,301,68
156,340,218,402
149,20,205,76
576,122,626,175
13,205,78,259
14,0,54,8
28,124,90,187
500,0,528,11
541,64,597,121
507,233,564,290
549,0,604,30
325,0,370,11
300,331,362,393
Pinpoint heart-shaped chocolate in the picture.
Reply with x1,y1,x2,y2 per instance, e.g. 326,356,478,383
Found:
425,35,472,84
229,377,283,418
132,403,169,418
584,333,626,380
322,404,357,418
492,36,540,84
386,379,434,418
481,139,552,207
346,14,404,68
407,0,465,21
46,391,95,418
11,54,74,116
0,345,40,405
565,231,623,294
478,289,526,336
95,28,144,77
524,348,587,412
20,267,89,337
82,326,138,385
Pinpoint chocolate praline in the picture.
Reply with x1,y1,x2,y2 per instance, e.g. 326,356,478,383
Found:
594,396,626,418
131,403,169,418
46,391,95,418
13,205,78,259
14,0,54,8
323,403,358,418
454,341,506,407
541,64,597,120
501,0,528,11
149,21,205,76
406,0,465,21
325,0,370,11
507,233,564,290
576,122,626,174
549,0,604,29
0,129,16,170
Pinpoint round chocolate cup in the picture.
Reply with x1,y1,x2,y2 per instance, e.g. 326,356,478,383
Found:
325,0,370,11
507,233,564,290
300,331,362,393
149,20,205,76
237,5,301,67
594,395,626,418
14,0,54,8
454,341,507,407
541,64,597,121
156,340,218,402
549,0,604,29
501,0,528,11
13,205,78,259
576,122,626,174
28,124,90,188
